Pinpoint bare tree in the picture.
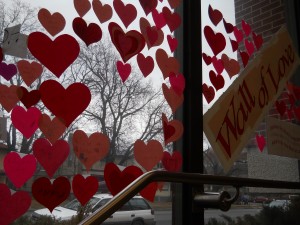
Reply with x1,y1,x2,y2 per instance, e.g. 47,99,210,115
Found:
70,40,167,164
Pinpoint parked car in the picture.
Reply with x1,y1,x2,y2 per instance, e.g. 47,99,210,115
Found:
253,196,269,204
268,199,290,210
32,193,156,225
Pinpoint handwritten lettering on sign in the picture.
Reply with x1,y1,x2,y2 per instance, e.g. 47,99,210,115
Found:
203,26,300,171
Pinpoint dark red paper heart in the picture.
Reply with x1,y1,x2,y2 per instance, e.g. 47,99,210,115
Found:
0,184,31,224
204,26,226,56
208,4,223,26
230,39,238,52
33,138,70,178
116,61,131,82
139,0,158,16
72,174,98,206
239,50,249,68
167,35,178,53
233,26,243,43
113,0,137,28
0,47,3,62
161,151,182,172
0,62,17,81
202,53,212,65
252,32,263,50
109,22,145,63
28,32,80,78
212,56,224,74
39,80,91,127
244,39,255,56
202,83,215,104
137,53,154,77
275,100,286,117
32,176,70,212
162,7,181,32
223,18,234,33
209,70,224,91
17,87,41,109
104,163,157,202
169,72,185,95
72,17,102,47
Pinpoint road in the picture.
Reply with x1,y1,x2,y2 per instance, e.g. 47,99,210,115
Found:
155,208,261,225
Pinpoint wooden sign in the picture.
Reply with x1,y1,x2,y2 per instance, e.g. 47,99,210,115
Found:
203,26,300,171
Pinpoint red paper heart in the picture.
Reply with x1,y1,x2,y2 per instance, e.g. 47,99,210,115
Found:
169,72,185,95
152,9,167,29
73,130,110,171
202,53,212,65
162,113,183,145
134,139,164,171
162,83,183,113
39,114,67,145
0,184,31,224
239,50,249,68
11,106,41,139
204,26,226,56
161,151,182,172
255,134,266,152
39,80,91,127
137,53,154,77
116,61,131,82
74,0,91,17
33,138,70,178
17,60,43,87
0,84,19,112
252,32,263,50
17,87,41,109
92,0,113,23
104,163,157,202
156,48,180,79
140,18,164,49
244,39,255,56
113,0,137,28
38,8,66,37
221,54,240,78
230,38,238,52
73,17,102,46
223,18,234,33
209,70,224,91
208,5,223,26
212,56,224,74
32,176,70,212
109,22,145,63
167,0,181,8
28,32,80,78
139,0,158,16
242,20,252,36
202,83,215,104
233,26,243,43
275,100,286,117
0,62,17,81
72,174,98,206
162,7,181,32
4,152,37,188
167,35,178,52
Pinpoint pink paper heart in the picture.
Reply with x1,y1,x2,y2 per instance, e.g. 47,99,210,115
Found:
255,134,266,152
11,106,41,139
167,35,178,53
4,152,37,188
212,56,224,74
0,184,31,224
33,138,70,178
116,61,131,82
244,39,255,56
152,9,167,29
169,72,185,95
0,62,17,81
233,26,243,43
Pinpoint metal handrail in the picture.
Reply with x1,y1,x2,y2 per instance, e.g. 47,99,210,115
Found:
79,171,300,225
